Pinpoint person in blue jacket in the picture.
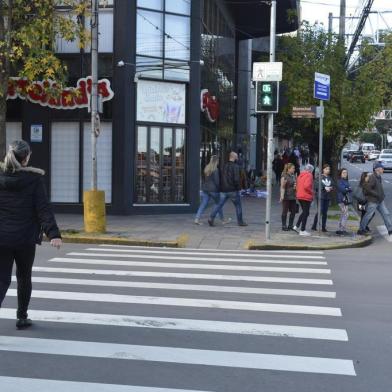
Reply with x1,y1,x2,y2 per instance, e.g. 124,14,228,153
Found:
336,168,352,235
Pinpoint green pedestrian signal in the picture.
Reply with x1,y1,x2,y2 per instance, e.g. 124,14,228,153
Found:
255,81,279,113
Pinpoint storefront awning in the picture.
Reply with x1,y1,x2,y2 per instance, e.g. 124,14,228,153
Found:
224,0,299,39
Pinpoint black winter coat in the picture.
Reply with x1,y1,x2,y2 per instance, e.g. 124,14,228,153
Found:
221,161,241,192
202,169,220,193
0,164,61,247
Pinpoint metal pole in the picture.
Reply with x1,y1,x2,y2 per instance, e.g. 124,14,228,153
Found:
317,100,324,232
339,0,346,39
265,0,276,241
91,0,99,190
328,12,333,35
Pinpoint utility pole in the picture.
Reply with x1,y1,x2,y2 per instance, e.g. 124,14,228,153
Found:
339,0,346,39
328,12,333,35
83,0,106,233
265,0,276,241
91,0,99,190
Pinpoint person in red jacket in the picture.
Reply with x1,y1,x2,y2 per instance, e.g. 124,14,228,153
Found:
294,164,314,236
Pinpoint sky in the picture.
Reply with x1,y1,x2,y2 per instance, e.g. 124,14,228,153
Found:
300,0,392,37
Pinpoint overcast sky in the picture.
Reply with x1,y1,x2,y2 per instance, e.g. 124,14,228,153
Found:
300,0,392,37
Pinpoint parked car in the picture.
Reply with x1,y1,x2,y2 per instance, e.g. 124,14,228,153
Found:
380,149,392,154
377,153,392,171
368,150,380,160
342,148,349,158
361,143,375,156
349,150,365,163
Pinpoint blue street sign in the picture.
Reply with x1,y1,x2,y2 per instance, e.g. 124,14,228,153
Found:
314,72,330,101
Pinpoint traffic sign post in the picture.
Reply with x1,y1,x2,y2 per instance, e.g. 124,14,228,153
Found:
314,72,330,233
252,62,283,82
255,81,279,113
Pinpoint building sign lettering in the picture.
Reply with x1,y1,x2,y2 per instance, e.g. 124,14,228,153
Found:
6,77,114,110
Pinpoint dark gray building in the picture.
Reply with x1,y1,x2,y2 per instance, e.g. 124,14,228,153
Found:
5,0,298,215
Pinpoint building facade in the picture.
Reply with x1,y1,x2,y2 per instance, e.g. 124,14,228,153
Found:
5,0,298,215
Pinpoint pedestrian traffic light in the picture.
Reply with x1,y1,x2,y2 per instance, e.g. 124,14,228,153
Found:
255,81,279,113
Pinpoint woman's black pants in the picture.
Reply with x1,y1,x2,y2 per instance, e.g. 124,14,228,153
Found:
0,245,36,319
296,200,312,231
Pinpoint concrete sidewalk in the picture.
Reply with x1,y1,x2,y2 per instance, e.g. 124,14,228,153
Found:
55,188,371,250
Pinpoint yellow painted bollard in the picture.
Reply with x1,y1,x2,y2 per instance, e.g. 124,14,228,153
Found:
83,190,106,233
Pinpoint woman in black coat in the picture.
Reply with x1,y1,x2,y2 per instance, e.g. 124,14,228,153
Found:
0,140,62,329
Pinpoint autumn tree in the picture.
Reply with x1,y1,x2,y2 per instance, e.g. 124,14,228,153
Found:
0,0,89,157
276,22,392,174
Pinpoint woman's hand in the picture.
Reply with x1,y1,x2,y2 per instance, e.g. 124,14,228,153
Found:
50,238,62,249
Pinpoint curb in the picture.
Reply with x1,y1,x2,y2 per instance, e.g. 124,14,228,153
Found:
56,233,186,248
245,236,373,251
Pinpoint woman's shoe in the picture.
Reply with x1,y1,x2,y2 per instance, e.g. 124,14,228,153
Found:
221,218,232,225
16,318,33,330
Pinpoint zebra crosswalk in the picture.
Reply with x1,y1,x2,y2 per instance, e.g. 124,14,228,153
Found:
0,245,356,391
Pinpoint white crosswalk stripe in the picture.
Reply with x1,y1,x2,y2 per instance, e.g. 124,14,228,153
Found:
0,376,212,392
12,276,337,298
0,246,356,390
50,257,332,274
0,335,356,376
32,266,334,285
5,288,342,316
0,308,348,340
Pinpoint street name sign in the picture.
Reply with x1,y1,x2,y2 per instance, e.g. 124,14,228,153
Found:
314,72,330,101
253,62,283,82
292,106,323,119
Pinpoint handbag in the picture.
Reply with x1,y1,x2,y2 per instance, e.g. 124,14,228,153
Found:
343,193,352,205
353,186,366,204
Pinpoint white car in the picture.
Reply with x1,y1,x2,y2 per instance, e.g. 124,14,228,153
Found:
380,149,392,154
377,153,392,171
368,150,380,160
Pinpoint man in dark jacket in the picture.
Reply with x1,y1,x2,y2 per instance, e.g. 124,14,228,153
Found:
358,162,392,235
208,151,247,226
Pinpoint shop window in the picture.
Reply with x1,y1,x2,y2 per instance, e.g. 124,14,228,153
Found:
137,0,163,11
136,126,186,204
6,122,22,147
164,14,190,61
51,122,80,203
136,10,164,58
85,9,114,53
83,122,112,203
175,128,185,202
136,4,190,81
165,0,190,15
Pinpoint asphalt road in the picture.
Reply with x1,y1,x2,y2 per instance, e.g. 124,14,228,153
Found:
0,240,391,391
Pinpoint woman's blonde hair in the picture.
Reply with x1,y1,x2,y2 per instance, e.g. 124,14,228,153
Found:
282,163,295,176
204,155,219,177
3,140,31,173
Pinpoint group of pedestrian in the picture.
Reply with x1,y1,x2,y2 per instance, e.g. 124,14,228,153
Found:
279,159,392,237
195,151,247,227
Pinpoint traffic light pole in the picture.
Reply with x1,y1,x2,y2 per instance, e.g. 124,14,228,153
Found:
265,0,276,241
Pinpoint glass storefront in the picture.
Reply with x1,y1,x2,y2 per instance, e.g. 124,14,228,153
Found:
200,0,236,168
136,126,185,204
